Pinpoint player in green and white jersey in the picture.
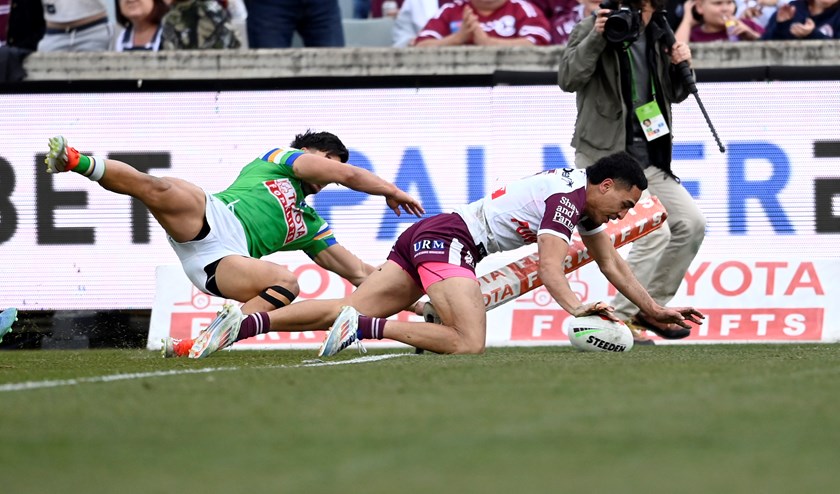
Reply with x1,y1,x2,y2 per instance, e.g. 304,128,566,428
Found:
45,131,424,357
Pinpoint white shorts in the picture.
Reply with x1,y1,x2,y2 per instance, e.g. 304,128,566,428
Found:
168,193,250,295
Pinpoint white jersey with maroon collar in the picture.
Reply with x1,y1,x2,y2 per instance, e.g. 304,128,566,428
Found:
454,168,606,255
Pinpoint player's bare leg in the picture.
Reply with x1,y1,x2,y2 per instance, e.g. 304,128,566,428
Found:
213,256,300,312
318,262,486,356
193,261,421,358
171,256,304,357
382,277,486,354
45,138,305,356
264,261,421,332
46,136,206,242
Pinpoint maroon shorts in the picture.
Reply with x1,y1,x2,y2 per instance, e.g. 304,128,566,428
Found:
387,213,484,290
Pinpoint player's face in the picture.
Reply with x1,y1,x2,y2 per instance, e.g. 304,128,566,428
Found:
300,149,342,195
586,180,642,224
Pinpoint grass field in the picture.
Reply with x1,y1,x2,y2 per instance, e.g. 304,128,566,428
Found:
2,345,839,494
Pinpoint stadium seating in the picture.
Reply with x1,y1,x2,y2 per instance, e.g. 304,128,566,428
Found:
339,0,356,18
291,17,395,48
343,18,395,47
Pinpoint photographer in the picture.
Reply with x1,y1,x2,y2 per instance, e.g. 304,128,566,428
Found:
558,0,706,344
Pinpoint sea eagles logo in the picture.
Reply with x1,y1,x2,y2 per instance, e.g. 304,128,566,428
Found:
560,168,574,187
488,15,516,37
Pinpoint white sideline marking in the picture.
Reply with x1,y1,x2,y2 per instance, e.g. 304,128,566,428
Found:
0,353,411,393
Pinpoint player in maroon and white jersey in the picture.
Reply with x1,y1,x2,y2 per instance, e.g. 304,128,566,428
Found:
189,151,703,359
414,0,553,46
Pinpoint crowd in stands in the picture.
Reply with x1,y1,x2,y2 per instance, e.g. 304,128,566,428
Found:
2,0,838,55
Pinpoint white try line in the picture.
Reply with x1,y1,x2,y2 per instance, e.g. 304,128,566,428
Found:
0,353,412,393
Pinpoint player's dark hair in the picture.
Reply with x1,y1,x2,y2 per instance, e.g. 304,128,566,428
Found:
587,152,648,190
290,130,350,163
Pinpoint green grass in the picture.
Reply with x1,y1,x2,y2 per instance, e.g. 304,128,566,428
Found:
2,345,840,494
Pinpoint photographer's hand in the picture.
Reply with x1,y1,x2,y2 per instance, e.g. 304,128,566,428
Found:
669,41,691,66
594,9,610,34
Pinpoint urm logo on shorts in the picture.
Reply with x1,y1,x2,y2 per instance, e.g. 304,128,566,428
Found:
413,239,445,253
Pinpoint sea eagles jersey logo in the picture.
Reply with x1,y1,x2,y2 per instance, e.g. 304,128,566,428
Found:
488,15,516,37
265,179,307,243
560,168,574,187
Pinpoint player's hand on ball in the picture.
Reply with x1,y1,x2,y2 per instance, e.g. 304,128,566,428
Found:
572,301,618,321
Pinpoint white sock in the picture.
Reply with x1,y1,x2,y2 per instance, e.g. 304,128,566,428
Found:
83,156,106,182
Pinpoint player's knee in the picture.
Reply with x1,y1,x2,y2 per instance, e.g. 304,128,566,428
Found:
452,339,485,355
448,326,485,354
259,282,299,309
270,271,300,296
142,177,176,205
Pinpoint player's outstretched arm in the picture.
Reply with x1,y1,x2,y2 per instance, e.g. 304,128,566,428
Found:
582,230,660,315
314,245,421,314
537,234,616,319
313,244,376,287
292,154,424,217
582,231,704,329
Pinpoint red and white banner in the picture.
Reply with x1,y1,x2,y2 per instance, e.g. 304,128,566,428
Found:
507,258,837,345
147,255,840,350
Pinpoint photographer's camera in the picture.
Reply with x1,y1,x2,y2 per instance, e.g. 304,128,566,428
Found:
599,0,642,44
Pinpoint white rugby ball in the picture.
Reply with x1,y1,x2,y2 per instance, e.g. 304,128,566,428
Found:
568,315,634,353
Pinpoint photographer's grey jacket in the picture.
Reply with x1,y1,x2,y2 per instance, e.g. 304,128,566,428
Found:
558,15,691,172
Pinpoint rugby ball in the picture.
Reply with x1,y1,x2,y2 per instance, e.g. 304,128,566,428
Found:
568,315,634,353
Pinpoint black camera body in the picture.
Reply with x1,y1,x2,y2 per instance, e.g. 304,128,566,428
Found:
599,0,642,44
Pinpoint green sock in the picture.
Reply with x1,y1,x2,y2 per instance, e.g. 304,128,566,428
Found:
74,155,92,175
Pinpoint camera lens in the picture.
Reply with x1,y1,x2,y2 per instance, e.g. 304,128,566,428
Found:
604,7,639,43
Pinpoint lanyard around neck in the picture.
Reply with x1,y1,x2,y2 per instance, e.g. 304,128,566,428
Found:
625,43,656,105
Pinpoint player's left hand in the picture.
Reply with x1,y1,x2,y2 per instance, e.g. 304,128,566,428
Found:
651,306,705,329
386,190,425,217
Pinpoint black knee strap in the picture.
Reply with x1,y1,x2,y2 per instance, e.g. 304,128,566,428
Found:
259,285,297,308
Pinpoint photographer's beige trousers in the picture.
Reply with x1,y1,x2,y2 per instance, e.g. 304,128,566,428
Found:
610,166,706,319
